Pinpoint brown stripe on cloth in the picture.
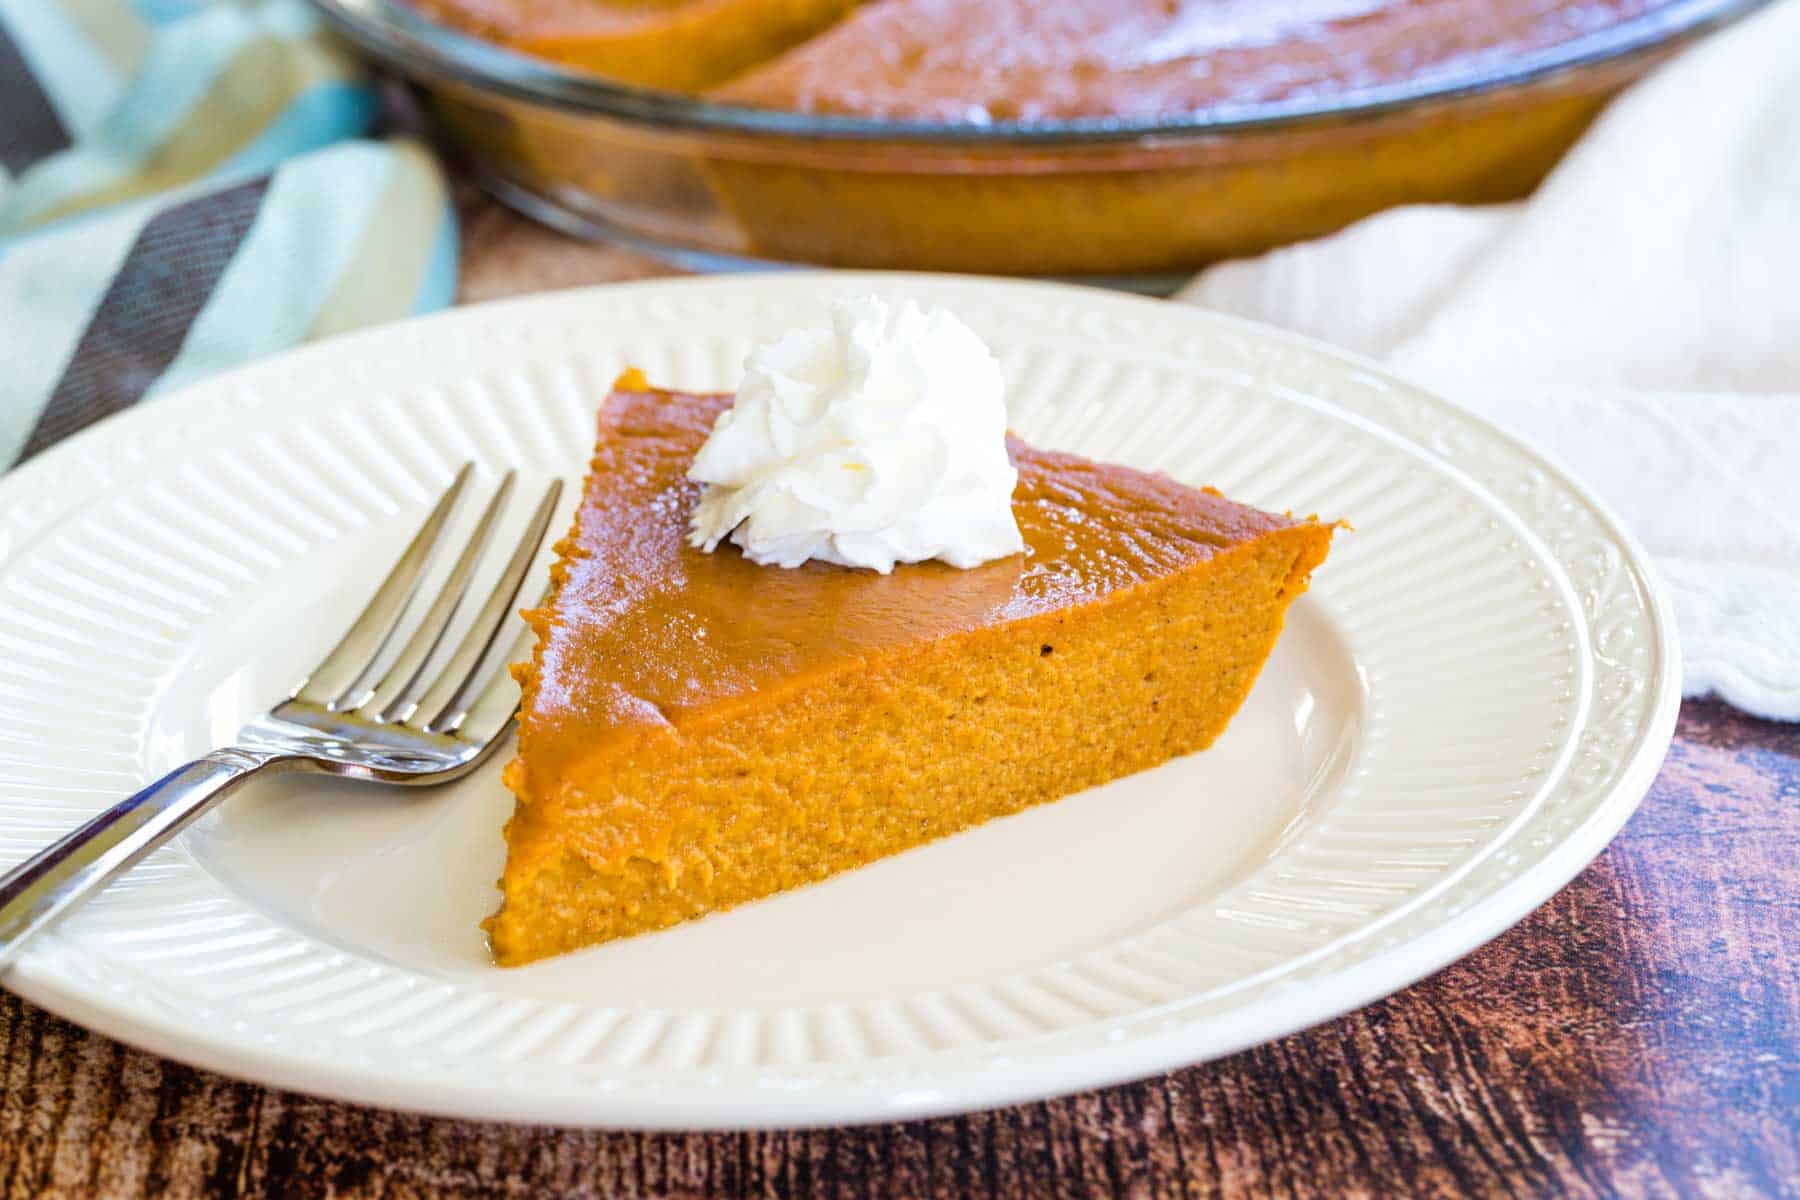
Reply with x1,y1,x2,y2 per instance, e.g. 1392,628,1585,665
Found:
0,20,72,174
18,176,271,461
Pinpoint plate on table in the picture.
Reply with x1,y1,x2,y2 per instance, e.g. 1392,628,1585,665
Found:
0,274,1677,1129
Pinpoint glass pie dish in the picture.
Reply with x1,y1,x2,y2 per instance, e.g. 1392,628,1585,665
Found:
309,0,1765,286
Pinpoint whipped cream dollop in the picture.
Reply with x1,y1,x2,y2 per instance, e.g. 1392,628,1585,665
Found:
687,296,1025,573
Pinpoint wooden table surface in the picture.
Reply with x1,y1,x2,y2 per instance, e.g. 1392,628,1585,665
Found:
3,206,1796,1199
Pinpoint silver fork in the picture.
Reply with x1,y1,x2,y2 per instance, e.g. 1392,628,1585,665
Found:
0,463,562,971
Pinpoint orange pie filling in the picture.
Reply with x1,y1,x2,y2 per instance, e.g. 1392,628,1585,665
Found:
487,378,1334,964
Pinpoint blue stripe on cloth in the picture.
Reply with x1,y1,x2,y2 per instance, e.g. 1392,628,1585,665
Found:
210,81,380,182
127,0,210,25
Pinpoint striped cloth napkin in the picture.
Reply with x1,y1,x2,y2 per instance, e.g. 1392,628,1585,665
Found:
0,0,456,465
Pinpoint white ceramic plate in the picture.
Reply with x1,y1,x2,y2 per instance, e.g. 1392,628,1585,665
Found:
0,275,1676,1129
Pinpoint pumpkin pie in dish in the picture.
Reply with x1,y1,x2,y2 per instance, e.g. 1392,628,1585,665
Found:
416,0,1669,119
711,0,1666,121
395,0,1717,275
486,371,1334,965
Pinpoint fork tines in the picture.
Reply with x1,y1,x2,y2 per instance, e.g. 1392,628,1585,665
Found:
290,463,561,739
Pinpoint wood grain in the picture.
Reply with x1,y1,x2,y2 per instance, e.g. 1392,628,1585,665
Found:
2,208,1796,1199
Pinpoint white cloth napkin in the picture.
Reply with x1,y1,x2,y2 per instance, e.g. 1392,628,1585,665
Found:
1180,0,1800,720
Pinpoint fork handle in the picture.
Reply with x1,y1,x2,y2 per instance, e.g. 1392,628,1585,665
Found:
0,748,276,972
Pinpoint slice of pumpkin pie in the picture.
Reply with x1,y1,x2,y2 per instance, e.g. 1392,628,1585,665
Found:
487,304,1333,965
